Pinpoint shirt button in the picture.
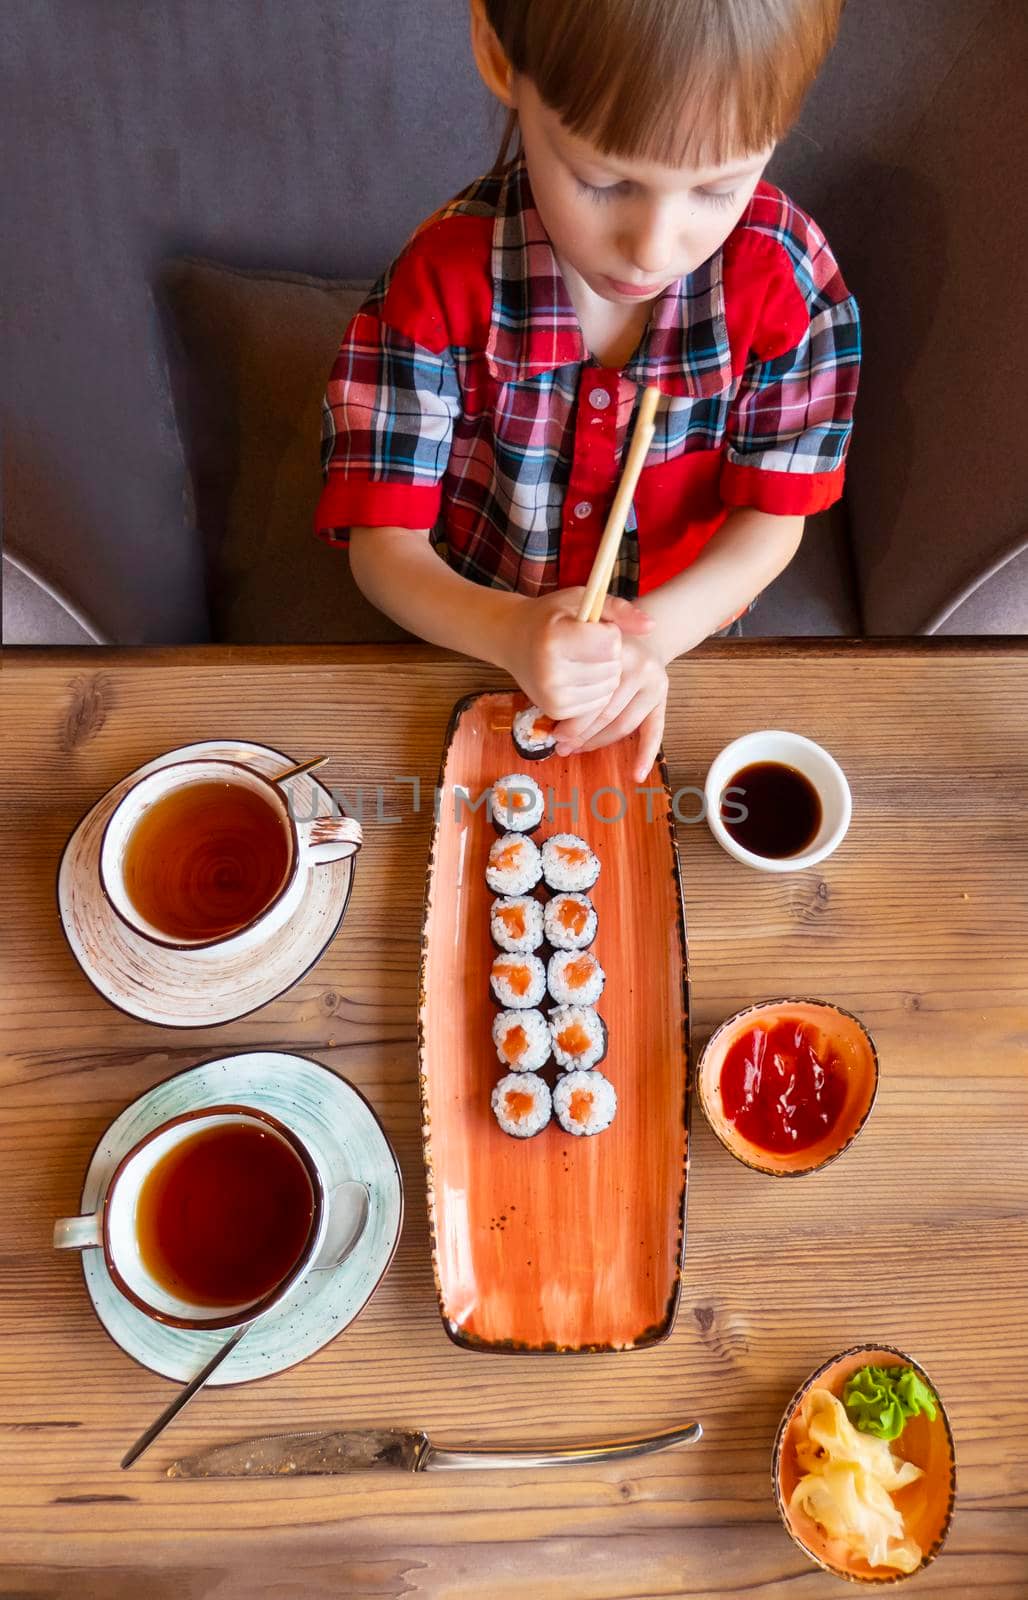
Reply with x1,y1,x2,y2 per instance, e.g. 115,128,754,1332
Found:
573,500,593,520
588,387,611,410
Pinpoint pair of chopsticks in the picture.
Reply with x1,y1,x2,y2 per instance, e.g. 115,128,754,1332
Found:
575,386,660,624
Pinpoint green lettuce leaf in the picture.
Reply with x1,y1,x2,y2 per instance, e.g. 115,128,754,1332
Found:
843,1364,938,1441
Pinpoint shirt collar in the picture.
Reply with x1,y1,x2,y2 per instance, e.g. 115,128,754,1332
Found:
485,156,733,399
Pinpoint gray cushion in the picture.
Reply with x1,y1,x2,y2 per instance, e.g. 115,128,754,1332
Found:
2,551,107,645
931,540,1028,634
744,503,860,636
161,258,410,643
837,0,1028,633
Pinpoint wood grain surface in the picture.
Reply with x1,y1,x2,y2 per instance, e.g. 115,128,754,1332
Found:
2,641,1027,1600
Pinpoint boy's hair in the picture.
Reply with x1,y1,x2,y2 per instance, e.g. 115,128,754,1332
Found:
486,0,845,167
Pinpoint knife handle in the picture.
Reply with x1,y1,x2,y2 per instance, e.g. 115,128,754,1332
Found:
422,1421,701,1471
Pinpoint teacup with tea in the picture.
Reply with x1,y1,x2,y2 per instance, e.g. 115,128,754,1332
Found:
53,1105,365,1328
99,756,361,951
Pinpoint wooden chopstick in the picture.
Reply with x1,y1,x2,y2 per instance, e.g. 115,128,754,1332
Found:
576,385,660,624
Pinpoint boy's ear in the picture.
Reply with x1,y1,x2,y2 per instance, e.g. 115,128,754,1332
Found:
469,0,515,107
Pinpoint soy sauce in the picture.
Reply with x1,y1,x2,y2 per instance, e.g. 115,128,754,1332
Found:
136,1123,315,1306
721,762,822,859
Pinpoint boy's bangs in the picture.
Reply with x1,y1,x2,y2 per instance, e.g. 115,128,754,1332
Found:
489,0,840,169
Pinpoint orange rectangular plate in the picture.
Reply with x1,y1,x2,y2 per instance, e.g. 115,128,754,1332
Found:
418,692,690,1352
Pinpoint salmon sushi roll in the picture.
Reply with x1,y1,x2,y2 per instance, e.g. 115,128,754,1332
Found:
490,952,547,1009
492,1008,551,1071
490,773,545,834
492,1072,551,1137
543,892,597,951
547,948,605,1007
541,833,600,892
553,1070,617,1136
512,704,558,761
490,895,544,954
548,1004,607,1071
486,833,543,896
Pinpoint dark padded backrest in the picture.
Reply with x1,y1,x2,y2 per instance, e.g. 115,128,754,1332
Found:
3,0,1015,640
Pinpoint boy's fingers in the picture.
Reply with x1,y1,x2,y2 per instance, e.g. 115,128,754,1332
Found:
599,596,654,635
633,703,665,782
554,681,635,751
557,617,622,664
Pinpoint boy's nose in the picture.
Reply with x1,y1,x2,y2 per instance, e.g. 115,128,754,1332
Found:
623,209,676,277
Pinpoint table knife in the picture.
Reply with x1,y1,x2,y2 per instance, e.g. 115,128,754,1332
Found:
167,1421,701,1477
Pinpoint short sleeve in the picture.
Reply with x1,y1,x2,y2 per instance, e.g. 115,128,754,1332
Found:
720,209,861,518
315,299,462,545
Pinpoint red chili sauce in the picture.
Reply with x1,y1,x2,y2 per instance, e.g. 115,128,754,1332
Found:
718,1019,848,1152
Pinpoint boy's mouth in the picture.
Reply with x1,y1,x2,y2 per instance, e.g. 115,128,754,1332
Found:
601,275,667,301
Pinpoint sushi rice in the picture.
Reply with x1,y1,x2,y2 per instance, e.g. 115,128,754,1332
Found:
490,952,547,1009
543,892,597,951
512,704,557,761
490,894,544,953
548,1004,607,1070
486,833,543,896
541,832,600,892
492,1007,551,1071
492,1072,552,1137
490,772,545,834
547,948,605,1006
553,1070,617,1136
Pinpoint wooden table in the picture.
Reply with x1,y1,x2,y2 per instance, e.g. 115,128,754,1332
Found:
3,641,1027,1599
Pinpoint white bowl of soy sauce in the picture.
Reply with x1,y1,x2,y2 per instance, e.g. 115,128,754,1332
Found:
704,731,852,872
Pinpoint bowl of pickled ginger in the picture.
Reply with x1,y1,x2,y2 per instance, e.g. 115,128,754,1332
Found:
773,1344,955,1582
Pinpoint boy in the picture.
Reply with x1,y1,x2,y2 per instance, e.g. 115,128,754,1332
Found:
317,0,859,781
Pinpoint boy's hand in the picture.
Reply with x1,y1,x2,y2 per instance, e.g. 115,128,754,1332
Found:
504,588,654,724
553,633,669,783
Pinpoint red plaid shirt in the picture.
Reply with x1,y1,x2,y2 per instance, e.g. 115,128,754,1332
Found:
317,157,860,597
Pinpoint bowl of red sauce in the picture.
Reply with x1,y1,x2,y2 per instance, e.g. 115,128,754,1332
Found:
697,998,879,1176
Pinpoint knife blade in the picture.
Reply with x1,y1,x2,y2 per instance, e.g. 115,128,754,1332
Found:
166,1421,702,1477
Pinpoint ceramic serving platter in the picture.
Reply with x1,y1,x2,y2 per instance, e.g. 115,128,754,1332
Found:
75,1051,403,1384
57,740,355,1027
418,691,690,1353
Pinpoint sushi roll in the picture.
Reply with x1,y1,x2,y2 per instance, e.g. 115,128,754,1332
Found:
490,952,547,1009
553,1070,617,1136
492,1072,551,1137
492,1008,551,1071
548,1005,607,1071
512,704,558,762
490,895,544,954
541,833,600,892
543,892,597,951
490,773,545,834
548,948,605,1007
486,833,543,896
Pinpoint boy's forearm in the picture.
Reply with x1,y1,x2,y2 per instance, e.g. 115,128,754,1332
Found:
348,526,525,668
640,509,805,660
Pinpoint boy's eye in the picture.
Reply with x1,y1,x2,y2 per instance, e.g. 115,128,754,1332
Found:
575,176,629,203
697,188,738,209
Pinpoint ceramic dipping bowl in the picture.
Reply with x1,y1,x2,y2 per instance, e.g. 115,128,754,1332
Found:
773,1343,956,1583
697,998,879,1176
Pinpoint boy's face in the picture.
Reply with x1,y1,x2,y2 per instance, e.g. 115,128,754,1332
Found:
515,79,771,306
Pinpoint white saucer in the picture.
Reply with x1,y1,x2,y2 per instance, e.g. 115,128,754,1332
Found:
75,1052,403,1384
57,739,355,1026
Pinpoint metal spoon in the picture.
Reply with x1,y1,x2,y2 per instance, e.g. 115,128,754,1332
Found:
121,1181,370,1470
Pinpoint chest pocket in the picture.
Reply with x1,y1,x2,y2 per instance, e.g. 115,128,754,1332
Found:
656,389,735,458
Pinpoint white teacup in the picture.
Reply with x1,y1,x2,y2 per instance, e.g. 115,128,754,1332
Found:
99,756,362,951
53,1106,367,1330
